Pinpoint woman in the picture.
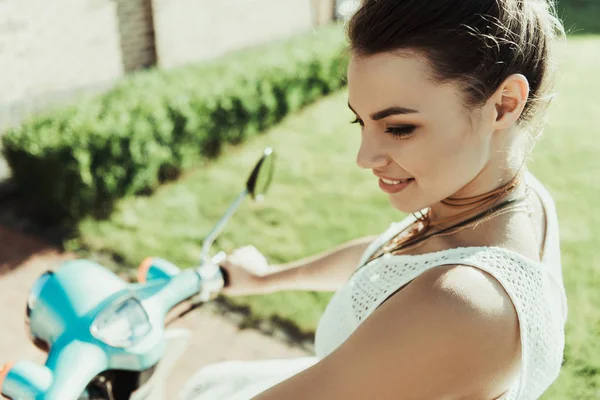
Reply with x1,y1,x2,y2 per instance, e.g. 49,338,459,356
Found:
182,0,568,399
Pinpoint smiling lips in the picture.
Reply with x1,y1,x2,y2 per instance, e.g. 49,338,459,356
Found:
376,175,415,194
380,177,409,185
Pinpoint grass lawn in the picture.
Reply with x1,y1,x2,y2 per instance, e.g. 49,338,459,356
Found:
559,0,600,35
71,35,600,398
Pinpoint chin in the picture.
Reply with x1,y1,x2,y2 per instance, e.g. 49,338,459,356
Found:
388,195,425,215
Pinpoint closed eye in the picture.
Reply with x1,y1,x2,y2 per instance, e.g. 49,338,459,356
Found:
351,117,416,139
385,125,416,139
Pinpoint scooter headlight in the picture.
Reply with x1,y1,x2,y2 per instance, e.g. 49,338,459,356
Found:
25,271,54,351
90,297,151,348
26,271,54,319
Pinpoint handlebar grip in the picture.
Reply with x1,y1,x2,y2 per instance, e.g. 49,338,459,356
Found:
0,361,15,397
219,266,230,288
194,261,227,302
0,361,53,399
137,257,181,283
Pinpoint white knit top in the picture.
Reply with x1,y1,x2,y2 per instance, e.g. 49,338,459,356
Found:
314,173,568,399
182,173,567,400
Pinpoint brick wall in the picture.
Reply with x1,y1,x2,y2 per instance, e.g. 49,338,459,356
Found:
0,0,335,134
151,0,331,69
115,0,157,72
0,0,124,131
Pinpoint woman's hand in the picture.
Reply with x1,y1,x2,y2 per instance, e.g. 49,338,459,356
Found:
219,245,274,297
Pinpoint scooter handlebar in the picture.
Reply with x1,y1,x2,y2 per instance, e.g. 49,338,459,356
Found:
137,255,227,306
0,255,227,400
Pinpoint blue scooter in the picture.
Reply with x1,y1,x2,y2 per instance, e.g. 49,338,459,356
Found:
0,147,275,400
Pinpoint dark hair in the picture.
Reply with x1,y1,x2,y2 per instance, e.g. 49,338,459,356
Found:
347,0,564,135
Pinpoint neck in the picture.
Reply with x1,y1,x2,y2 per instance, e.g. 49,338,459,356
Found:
428,164,527,226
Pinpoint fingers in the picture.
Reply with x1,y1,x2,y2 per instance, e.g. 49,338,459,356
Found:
231,245,258,258
219,246,271,275
228,246,262,263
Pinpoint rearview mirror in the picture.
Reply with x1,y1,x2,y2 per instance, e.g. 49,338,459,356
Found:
246,147,274,201
200,147,276,264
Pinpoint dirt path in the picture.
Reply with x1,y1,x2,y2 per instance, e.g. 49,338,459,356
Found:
0,225,311,398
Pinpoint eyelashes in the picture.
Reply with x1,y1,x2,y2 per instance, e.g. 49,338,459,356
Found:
385,125,416,138
350,117,363,126
350,118,416,139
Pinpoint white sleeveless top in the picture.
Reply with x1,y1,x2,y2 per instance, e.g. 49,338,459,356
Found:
183,173,567,400
314,173,568,400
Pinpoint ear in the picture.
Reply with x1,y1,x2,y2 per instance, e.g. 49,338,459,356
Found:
490,74,530,130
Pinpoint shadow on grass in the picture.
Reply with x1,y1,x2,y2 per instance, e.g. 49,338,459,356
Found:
0,183,80,249
0,224,56,275
211,297,316,351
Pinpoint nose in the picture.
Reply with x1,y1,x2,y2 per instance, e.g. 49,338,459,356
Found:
356,132,390,170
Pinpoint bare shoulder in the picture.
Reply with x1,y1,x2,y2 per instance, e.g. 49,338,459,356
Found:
370,263,523,397
413,264,520,321
407,264,523,360
254,264,522,400
401,264,523,390
371,263,523,396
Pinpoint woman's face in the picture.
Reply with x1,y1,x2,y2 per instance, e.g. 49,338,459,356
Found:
348,52,498,213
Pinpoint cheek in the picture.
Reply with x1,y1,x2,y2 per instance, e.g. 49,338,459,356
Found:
388,127,464,175
402,123,487,189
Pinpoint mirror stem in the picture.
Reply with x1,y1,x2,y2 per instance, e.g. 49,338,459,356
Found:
200,188,249,265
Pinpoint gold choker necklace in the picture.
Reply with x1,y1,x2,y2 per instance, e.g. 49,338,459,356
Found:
361,173,529,267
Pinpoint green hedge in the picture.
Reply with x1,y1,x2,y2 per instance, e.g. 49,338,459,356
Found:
2,24,348,222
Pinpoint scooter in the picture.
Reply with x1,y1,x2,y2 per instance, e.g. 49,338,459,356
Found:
0,147,276,400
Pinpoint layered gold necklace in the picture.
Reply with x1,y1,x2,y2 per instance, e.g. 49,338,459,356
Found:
362,173,531,267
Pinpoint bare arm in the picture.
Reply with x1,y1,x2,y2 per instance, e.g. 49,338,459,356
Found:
260,235,378,293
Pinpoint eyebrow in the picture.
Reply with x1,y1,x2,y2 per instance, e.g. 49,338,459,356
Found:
348,103,419,121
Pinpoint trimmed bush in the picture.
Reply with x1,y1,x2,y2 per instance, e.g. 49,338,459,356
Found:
2,24,348,222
